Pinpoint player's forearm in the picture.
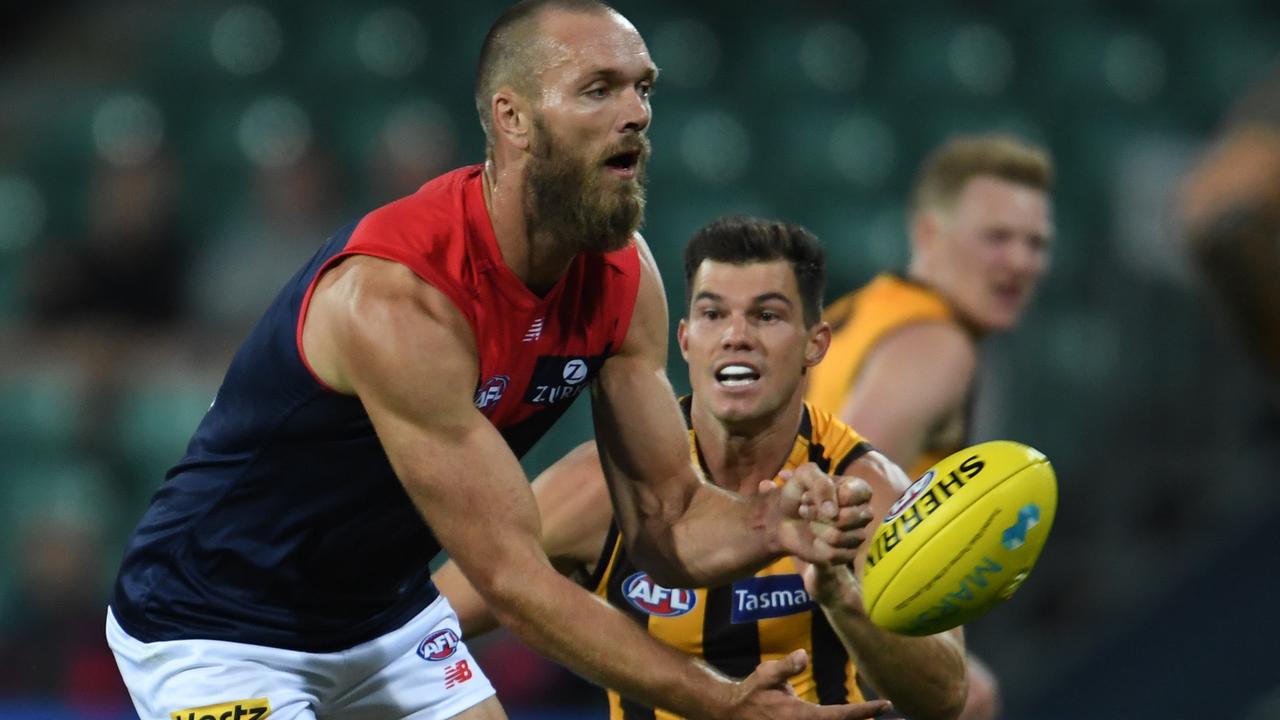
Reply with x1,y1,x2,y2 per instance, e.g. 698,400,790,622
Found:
432,561,502,639
815,566,967,720
482,558,738,720
636,481,780,588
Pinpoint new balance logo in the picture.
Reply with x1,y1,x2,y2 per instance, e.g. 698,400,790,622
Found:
445,659,474,688
1001,503,1040,550
170,698,270,720
523,317,544,342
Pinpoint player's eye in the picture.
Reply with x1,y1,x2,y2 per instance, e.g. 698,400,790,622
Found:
586,85,609,99
637,81,654,99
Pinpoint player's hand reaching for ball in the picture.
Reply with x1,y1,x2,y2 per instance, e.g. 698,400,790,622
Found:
724,649,891,719
762,463,874,566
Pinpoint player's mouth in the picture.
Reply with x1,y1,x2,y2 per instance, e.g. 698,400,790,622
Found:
603,150,641,178
991,281,1026,307
714,362,761,388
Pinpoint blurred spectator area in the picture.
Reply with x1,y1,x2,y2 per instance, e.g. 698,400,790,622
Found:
1,0,1279,717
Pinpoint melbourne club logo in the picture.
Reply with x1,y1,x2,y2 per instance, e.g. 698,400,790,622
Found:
622,571,697,617
417,628,460,662
473,375,509,412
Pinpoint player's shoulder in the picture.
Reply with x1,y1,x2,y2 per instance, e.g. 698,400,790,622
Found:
803,402,873,463
863,273,953,318
318,256,468,339
875,319,977,372
612,231,650,273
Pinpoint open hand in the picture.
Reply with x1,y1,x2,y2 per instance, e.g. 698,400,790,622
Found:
725,649,892,719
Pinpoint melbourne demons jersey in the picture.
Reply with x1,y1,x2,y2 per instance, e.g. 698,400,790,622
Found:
112,165,641,652
806,273,968,478
590,397,873,720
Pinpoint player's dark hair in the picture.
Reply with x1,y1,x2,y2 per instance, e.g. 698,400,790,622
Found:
684,216,827,327
475,0,617,152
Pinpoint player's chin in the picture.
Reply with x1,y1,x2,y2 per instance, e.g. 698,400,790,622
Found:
706,395,763,424
976,304,1021,332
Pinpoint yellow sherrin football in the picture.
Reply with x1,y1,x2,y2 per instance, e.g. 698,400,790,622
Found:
861,440,1057,636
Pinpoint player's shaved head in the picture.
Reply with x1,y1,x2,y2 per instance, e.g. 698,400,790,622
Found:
475,0,618,150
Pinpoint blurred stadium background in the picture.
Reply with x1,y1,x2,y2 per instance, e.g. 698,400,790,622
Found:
2,0,1279,718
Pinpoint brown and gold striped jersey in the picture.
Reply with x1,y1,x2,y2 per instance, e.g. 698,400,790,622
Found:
587,397,874,720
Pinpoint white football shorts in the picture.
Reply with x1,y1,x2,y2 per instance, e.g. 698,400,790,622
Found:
107,595,496,720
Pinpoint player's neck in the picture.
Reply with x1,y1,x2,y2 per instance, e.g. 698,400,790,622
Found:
691,395,805,495
482,159,578,296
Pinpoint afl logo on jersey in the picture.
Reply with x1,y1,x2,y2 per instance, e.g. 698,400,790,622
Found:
417,628,460,662
622,571,697,617
474,375,509,412
884,470,935,522
562,358,588,385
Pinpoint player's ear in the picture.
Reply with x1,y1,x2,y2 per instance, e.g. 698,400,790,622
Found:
677,318,691,362
911,209,938,258
804,320,831,368
492,88,532,152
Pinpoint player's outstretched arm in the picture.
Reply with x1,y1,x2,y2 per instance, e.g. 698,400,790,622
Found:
837,322,975,470
796,452,968,720
590,237,867,588
303,256,888,720
434,441,614,638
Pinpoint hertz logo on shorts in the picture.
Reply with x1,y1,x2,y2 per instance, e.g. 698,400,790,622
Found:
170,698,271,720
866,455,985,569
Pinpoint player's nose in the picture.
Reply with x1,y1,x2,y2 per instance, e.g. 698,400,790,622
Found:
720,313,755,349
618,86,651,134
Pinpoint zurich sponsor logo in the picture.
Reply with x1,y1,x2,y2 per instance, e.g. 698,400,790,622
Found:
1001,503,1040,551
474,375,510,411
562,358,588,385
884,470,935,522
417,628,460,662
730,574,815,624
622,571,697,617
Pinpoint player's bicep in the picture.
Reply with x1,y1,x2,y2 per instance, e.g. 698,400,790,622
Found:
324,259,547,596
590,236,700,539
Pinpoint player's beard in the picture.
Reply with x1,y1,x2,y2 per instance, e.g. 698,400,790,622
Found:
524,118,649,254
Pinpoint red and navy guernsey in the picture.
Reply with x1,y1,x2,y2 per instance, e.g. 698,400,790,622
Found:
111,165,641,652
